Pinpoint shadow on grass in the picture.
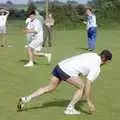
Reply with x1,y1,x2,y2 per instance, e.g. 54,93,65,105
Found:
19,59,51,66
19,99,90,115
76,47,88,51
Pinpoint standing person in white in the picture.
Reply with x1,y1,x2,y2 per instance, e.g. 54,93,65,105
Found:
17,50,112,115
24,11,51,67
0,9,9,47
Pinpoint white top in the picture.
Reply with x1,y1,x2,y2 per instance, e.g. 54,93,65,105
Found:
25,18,31,25
26,18,43,38
58,53,101,81
87,13,97,30
0,15,8,27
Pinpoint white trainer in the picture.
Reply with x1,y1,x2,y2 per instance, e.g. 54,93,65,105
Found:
24,45,28,48
64,107,80,115
17,97,28,111
24,62,34,67
46,53,52,64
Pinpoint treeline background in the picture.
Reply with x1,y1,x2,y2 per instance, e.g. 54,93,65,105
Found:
1,0,120,29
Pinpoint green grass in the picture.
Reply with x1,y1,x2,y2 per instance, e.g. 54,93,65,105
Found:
0,20,120,120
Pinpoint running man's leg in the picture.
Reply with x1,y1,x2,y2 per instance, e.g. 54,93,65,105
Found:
17,76,61,110
64,77,85,115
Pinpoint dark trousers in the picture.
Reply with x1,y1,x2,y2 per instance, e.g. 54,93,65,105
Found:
87,27,97,49
43,25,53,47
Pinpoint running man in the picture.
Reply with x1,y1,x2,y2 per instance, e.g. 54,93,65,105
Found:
0,8,9,47
24,11,51,67
17,50,112,115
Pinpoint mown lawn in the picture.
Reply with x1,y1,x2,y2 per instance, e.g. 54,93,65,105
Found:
0,21,120,120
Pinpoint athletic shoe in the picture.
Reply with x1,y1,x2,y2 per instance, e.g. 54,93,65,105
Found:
46,53,52,64
17,97,28,111
24,45,28,48
24,62,34,67
64,107,80,115
88,48,94,51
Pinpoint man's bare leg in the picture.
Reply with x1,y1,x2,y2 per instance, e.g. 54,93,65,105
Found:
17,76,61,110
64,77,84,115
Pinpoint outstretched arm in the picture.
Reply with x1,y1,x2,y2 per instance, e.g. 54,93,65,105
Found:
85,79,96,113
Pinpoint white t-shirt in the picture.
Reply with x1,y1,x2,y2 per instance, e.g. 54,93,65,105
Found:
58,53,101,82
25,18,31,25
0,15,7,27
87,13,97,30
26,18,43,39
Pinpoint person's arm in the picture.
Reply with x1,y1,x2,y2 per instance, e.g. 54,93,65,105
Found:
26,21,40,34
85,67,100,113
85,79,95,113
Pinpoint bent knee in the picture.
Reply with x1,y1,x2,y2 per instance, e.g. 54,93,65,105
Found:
78,83,85,90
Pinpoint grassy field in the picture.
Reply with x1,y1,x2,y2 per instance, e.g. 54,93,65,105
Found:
0,21,120,120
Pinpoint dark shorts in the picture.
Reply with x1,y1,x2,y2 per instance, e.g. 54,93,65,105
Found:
52,65,71,81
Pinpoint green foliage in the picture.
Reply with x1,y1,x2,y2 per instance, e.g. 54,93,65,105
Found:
88,0,120,26
49,4,85,29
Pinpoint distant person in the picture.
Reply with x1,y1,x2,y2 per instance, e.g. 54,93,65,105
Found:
43,13,55,47
24,11,51,67
84,8,97,51
0,8,9,47
25,10,44,48
17,50,112,115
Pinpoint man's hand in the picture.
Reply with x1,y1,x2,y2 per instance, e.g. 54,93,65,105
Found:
87,101,96,114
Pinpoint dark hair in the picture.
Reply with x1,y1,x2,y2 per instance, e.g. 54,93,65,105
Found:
29,10,36,16
100,50,112,60
86,7,92,11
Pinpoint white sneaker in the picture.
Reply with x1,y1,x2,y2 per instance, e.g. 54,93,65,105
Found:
17,97,28,111
24,45,28,48
24,62,34,67
46,53,52,64
64,107,80,115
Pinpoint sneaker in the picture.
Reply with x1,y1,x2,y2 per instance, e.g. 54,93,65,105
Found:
24,62,34,67
24,45,28,48
46,53,52,64
64,107,80,115
17,97,28,111
88,48,94,51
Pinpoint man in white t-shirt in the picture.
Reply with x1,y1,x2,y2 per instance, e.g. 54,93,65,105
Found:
17,50,112,115
0,9,9,47
24,11,51,67
24,10,44,48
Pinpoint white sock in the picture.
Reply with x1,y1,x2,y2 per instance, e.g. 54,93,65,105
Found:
26,96,32,102
67,104,75,109
29,61,33,64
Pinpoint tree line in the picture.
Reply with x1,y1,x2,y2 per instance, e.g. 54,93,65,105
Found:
7,0,120,29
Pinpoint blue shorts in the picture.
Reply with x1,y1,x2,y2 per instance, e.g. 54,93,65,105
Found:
52,65,70,81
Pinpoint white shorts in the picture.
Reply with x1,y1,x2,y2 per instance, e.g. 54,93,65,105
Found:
28,31,43,51
0,26,6,34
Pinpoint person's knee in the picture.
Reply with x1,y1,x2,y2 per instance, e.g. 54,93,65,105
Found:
48,84,57,92
78,83,85,90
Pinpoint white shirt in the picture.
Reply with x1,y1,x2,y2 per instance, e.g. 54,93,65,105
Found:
58,53,101,82
87,13,97,30
0,15,7,27
25,18,31,25
27,18,43,39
